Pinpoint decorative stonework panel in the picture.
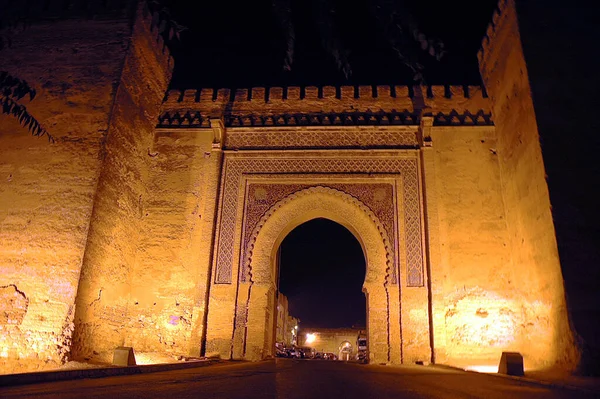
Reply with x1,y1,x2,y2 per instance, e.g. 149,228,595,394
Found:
241,183,396,282
213,156,425,287
157,110,493,129
224,128,418,150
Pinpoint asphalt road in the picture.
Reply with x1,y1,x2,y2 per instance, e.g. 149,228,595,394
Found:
0,359,596,399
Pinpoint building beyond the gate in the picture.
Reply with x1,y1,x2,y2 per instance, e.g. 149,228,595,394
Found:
298,327,364,360
0,0,582,374
276,294,299,347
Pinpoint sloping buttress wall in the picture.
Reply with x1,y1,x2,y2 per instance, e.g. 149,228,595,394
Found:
71,3,174,364
0,8,135,373
477,0,578,370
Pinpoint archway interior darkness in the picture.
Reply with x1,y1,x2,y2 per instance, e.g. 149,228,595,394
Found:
278,218,366,328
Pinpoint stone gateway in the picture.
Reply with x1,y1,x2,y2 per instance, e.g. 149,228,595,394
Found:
0,0,579,374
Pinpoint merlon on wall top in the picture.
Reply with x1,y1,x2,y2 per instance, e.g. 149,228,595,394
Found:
160,85,492,128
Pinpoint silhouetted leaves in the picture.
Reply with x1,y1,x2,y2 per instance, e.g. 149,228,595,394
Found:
147,0,187,43
0,71,53,142
310,0,352,79
272,0,295,72
270,0,445,82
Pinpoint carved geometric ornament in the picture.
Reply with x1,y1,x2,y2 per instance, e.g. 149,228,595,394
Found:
213,155,425,287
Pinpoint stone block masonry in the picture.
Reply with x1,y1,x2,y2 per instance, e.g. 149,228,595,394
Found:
0,0,173,372
0,0,579,375
71,1,174,364
477,0,578,371
160,85,492,128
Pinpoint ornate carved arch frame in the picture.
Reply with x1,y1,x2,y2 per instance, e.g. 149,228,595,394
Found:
213,151,426,287
207,150,431,363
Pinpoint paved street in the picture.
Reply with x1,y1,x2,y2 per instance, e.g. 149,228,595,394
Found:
0,359,596,399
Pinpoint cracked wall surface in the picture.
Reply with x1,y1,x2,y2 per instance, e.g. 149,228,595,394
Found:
0,9,133,373
70,3,174,364
0,0,578,375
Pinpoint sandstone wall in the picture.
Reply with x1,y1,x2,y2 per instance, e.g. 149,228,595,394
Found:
122,127,217,359
477,0,577,370
425,125,518,367
0,7,135,373
1,0,575,373
71,4,173,363
511,1,599,372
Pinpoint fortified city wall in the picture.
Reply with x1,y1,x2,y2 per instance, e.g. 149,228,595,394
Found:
0,0,579,374
160,84,491,128
0,0,173,371
477,0,578,369
69,2,174,364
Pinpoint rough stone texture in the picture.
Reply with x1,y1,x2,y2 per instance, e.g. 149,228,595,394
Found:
508,1,599,373
0,8,134,373
0,0,579,376
426,125,515,366
478,0,577,370
120,128,215,359
71,3,174,364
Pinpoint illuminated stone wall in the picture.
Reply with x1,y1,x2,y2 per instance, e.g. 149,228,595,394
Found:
0,0,578,375
0,2,139,373
424,124,517,366
476,0,577,370
276,294,298,346
71,3,174,364
120,127,217,360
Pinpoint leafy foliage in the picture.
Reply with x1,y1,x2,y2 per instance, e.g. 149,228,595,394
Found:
311,0,352,79
0,71,53,142
272,0,295,72
271,0,445,82
369,0,445,82
148,0,187,42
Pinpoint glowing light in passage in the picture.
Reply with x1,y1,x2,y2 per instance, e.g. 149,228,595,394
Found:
305,333,316,344
465,365,499,373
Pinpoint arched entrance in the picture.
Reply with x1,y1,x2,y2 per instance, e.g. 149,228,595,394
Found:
339,341,353,361
232,187,399,364
277,218,366,332
203,152,432,365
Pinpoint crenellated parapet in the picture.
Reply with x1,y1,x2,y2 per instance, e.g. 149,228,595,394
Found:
135,1,175,71
477,0,512,74
159,85,492,128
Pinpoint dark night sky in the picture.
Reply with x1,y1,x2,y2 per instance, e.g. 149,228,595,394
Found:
278,219,366,328
164,0,499,88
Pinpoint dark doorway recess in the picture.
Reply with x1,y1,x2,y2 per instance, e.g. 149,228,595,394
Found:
278,218,366,328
